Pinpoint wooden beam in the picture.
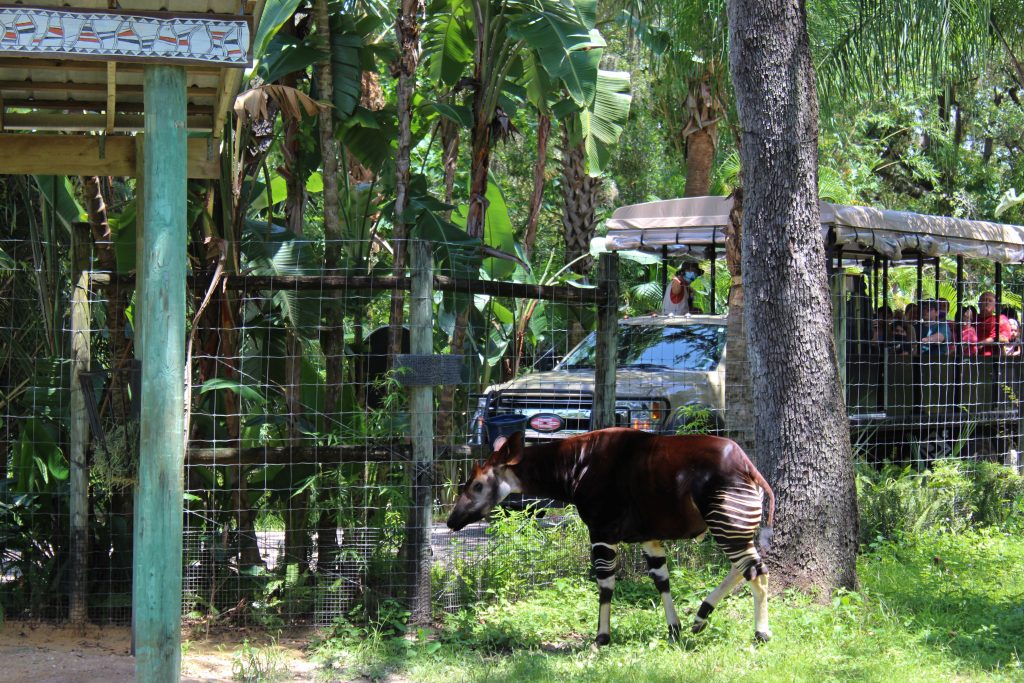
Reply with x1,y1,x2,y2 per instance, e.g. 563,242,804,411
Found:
211,274,603,304
0,57,222,74
212,66,243,139
1,111,213,133
0,134,220,178
1,99,215,115
187,444,413,466
0,80,219,98
106,62,117,133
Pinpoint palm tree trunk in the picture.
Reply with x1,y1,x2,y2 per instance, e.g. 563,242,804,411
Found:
560,128,601,275
523,114,551,260
683,123,717,197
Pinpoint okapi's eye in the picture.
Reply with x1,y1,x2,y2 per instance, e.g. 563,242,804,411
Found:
473,482,484,493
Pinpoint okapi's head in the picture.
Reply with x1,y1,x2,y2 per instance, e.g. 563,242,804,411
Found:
446,431,525,531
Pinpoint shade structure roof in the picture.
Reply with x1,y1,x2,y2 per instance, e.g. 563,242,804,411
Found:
0,0,259,176
605,196,1024,264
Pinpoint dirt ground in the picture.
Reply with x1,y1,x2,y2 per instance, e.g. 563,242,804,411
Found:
0,621,320,682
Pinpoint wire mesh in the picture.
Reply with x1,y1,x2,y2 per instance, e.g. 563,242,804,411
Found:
3,226,1023,628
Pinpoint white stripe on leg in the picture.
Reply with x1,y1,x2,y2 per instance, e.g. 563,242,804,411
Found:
752,572,771,642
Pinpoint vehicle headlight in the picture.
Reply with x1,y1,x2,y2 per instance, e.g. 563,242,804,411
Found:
615,400,665,432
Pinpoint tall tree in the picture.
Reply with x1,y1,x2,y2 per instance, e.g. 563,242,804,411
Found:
390,0,425,359
728,0,858,591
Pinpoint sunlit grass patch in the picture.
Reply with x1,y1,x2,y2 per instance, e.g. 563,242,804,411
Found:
313,530,1024,682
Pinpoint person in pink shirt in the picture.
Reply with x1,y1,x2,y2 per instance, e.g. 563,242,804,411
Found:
960,305,979,356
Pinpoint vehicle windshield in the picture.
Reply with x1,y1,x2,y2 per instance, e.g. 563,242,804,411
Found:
558,324,726,372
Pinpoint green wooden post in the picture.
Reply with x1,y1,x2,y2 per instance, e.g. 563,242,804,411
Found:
133,65,187,683
593,253,619,428
409,239,435,625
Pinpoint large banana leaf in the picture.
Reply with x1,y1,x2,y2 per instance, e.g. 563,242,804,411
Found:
329,14,364,122
258,33,324,84
580,70,631,175
509,11,604,107
32,176,82,238
339,107,399,175
252,0,305,61
424,0,475,86
240,221,321,336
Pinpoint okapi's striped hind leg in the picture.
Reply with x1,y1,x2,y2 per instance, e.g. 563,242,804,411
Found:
641,541,681,640
591,542,618,646
694,481,772,642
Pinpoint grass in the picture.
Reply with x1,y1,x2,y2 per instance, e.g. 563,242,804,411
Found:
312,529,1024,682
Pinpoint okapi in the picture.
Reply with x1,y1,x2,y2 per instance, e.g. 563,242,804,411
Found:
446,427,776,645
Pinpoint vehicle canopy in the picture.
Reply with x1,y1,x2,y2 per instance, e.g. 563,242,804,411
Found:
604,196,1024,264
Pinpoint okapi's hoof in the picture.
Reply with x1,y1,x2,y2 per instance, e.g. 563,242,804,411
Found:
668,623,681,642
754,631,772,644
691,620,708,635
595,633,611,646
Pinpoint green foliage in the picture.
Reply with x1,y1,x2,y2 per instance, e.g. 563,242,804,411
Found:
91,420,139,491
856,459,1024,544
439,508,590,606
232,638,286,682
672,404,717,435
317,529,1024,681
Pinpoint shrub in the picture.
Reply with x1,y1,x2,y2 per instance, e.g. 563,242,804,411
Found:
856,459,1024,543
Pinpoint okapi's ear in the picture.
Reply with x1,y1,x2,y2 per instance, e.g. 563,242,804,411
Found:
503,431,525,466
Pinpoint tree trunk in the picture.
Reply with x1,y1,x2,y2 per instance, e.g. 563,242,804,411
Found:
728,0,858,592
560,129,601,275
524,114,551,260
466,104,492,239
683,123,717,197
390,0,424,359
440,116,460,218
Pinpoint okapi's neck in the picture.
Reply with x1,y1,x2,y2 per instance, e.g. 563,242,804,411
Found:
508,439,581,503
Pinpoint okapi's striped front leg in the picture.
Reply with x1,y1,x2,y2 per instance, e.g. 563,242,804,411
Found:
641,541,681,640
590,541,617,645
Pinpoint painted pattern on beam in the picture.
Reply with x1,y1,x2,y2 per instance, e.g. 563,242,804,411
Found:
0,7,250,65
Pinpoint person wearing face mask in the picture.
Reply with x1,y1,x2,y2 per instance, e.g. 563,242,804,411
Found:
662,262,703,315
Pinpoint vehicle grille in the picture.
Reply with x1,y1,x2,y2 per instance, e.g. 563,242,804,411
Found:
488,390,593,435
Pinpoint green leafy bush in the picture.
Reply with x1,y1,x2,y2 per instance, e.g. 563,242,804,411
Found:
857,459,1024,543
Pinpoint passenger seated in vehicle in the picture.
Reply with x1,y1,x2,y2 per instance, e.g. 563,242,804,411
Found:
1004,307,1021,356
662,262,703,315
870,305,894,345
904,302,922,342
870,305,914,354
919,299,951,356
891,308,916,355
960,305,979,356
978,292,1013,356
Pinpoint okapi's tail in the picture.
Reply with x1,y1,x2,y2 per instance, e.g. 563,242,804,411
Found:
741,449,775,553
